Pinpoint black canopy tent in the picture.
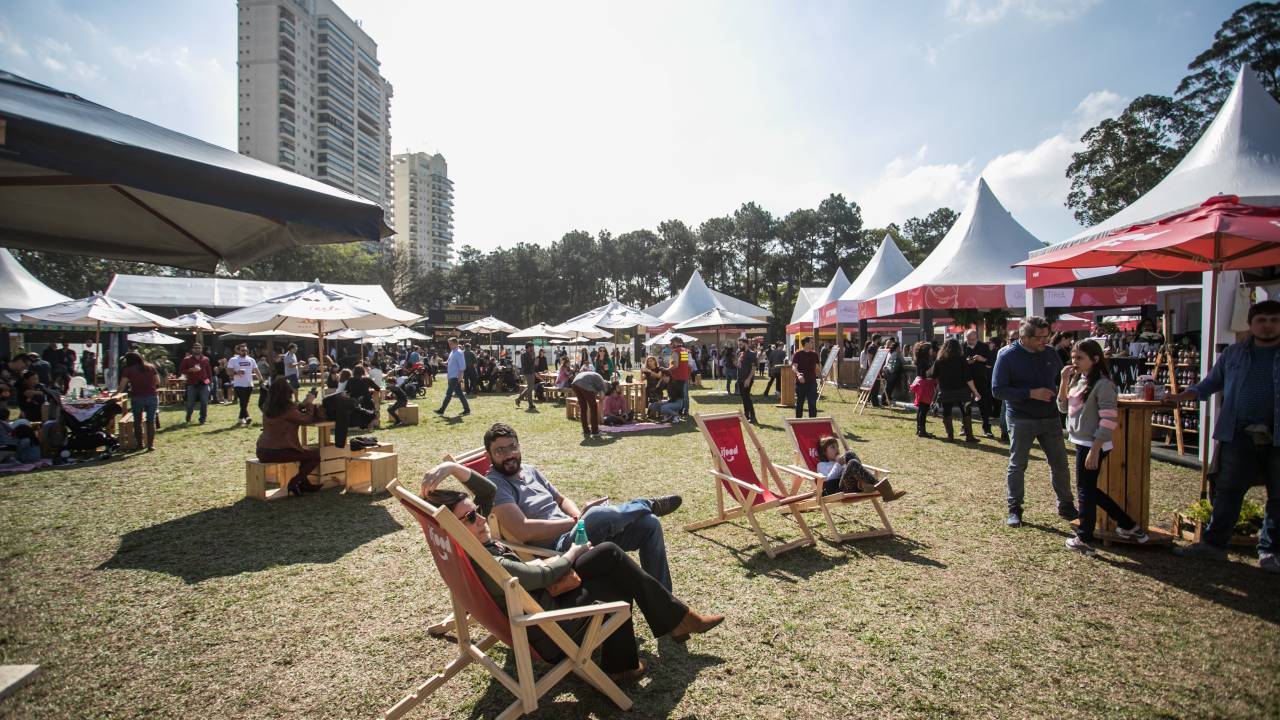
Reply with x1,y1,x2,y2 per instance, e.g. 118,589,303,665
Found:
0,70,391,273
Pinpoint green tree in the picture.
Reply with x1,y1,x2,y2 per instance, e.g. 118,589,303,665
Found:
815,194,869,278
1177,2,1280,132
656,219,699,291
8,250,201,298
696,216,737,294
732,202,774,304
899,207,958,265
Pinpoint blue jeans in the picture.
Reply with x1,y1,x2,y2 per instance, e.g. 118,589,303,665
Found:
554,499,671,591
724,369,737,394
1203,439,1279,554
682,378,690,415
1005,415,1074,515
438,377,470,414
131,394,158,426
184,384,209,422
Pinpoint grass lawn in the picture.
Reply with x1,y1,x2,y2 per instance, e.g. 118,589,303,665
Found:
1,383,1277,719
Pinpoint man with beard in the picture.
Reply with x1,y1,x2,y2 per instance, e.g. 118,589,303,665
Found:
963,329,995,438
484,422,683,591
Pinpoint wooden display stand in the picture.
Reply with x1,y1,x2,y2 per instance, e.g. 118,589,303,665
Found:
1079,399,1174,546
346,451,397,494
397,404,420,425
246,459,298,501
1147,345,1200,456
775,365,795,408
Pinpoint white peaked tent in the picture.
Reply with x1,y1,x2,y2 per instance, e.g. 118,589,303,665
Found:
644,270,770,325
787,287,825,333
0,248,71,316
808,268,851,329
1027,65,1280,290
557,300,663,332
819,233,914,326
862,178,1045,319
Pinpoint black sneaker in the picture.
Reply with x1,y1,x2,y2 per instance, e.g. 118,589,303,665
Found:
1058,506,1080,521
434,408,445,416
647,495,683,517
1006,512,1022,528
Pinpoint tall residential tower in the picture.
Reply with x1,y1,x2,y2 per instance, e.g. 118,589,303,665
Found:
393,151,455,273
236,0,393,209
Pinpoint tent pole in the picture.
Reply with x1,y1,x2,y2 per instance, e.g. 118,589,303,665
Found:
1199,262,1221,500
317,321,325,391
95,319,102,386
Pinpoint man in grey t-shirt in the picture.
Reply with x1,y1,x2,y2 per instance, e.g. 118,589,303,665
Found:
483,422,682,590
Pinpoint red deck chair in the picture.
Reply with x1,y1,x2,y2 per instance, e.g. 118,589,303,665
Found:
683,410,816,558
782,417,894,541
429,448,556,637
386,480,633,720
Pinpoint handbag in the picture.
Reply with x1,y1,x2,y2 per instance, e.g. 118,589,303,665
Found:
546,569,582,596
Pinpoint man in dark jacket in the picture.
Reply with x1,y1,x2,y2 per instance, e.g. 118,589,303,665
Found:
736,338,758,424
963,329,995,437
992,316,1075,527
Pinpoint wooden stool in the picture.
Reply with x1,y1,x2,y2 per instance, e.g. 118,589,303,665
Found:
246,459,299,501
397,404,419,426
566,397,579,419
352,442,395,457
309,443,349,489
346,451,397,494
117,415,138,451
299,421,337,448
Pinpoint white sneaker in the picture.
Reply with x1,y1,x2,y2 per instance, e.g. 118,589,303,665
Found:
1114,525,1150,544
1065,537,1096,555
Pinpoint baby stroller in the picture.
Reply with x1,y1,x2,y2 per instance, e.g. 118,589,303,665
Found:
57,396,123,459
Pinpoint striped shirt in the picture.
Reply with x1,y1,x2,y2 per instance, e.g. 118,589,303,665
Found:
1058,376,1118,451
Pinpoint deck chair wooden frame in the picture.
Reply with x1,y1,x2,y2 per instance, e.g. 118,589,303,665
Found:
683,410,816,558
782,416,894,542
387,480,633,720
429,447,558,638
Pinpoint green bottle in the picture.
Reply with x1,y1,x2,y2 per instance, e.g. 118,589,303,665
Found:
573,519,588,545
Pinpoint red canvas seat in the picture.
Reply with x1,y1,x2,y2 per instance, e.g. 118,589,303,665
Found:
783,417,895,541
682,411,816,558
386,480,633,720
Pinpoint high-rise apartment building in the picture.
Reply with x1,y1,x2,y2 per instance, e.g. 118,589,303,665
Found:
393,151,455,272
236,0,393,209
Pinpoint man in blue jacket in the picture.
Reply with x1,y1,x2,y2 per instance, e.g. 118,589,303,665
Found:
992,316,1076,527
1171,300,1280,573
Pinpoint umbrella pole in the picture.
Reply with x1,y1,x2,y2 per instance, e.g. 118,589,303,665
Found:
1199,264,1221,500
96,320,102,387
317,321,325,391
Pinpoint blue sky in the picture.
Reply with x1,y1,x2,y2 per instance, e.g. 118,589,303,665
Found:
0,0,1239,252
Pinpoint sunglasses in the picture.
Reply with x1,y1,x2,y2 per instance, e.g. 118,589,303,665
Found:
460,509,484,524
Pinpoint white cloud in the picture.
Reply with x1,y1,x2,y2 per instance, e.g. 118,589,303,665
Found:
946,0,1099,25
0,20,29,58
859,145,976,226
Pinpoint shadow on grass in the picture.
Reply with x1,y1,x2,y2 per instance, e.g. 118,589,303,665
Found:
683,526,853,583
828,533,947,569
1098,549,1280,625
461,641,723,720
97,492,402,583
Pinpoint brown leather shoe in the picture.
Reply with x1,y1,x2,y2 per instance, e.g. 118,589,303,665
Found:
607,659,647,684
874,479,906,502
670,609,724,643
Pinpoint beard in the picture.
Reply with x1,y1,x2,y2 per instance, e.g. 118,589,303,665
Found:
499,456,522,475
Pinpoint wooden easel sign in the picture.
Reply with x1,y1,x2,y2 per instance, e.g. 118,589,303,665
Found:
854,348,888,413
816,347,843,401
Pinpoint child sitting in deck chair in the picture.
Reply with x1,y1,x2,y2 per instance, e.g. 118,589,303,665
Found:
815,436,906,502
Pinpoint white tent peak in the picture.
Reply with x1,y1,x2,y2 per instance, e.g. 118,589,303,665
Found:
0,248,72,313
789,287,824,325
873,177,1043,300
814,267,851,310
1040,63,1280,254
645,269,770,322
838,233,914,303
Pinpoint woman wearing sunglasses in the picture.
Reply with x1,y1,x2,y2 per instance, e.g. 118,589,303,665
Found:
421,461,723,684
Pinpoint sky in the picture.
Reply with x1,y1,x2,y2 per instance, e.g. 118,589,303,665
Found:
0,0,1241,253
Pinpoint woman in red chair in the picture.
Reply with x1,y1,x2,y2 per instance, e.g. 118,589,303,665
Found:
421,462,723,683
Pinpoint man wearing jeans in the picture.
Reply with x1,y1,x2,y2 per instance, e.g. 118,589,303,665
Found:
668,337,691,420
792,336,820,418
435,337,470,417
514,342,538,410
227,343,262,427
1171,301,1280,573
483,423,682,590
992,316,1075,527
179,343,213,425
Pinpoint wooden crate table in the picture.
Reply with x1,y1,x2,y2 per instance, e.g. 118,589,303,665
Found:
396,404,420,426
775,365,796,408
345,451,397,494
619,382,647,415
352,442,394,457
1072,399,1175,547
117,414,138,451
298,421,337,449
246,459,299,501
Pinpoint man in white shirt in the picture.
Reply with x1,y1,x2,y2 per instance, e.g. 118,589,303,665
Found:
283,343,301,390
227,343,263,426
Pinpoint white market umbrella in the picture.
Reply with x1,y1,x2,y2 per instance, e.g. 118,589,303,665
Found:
222,329,318,339
644,330,696,347
457,316,518,334
672,306,769,332
509,322,572,341
19,292,177,378
171,310,218,331
212,281,420,366
127,329,184,345
384,326,430,341
551,325,612,342
559,300,663,331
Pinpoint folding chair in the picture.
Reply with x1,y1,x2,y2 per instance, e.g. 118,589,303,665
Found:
429,448,557,637
387,480,633,720
782,416,894,541
683,410,816,558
